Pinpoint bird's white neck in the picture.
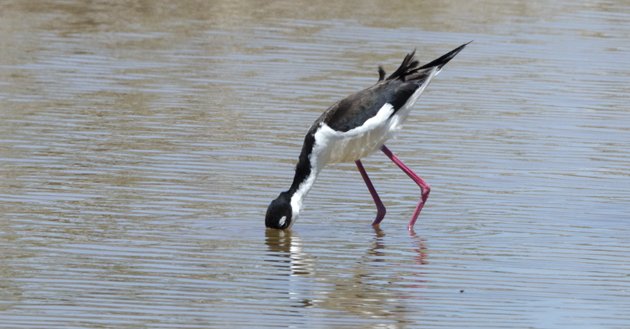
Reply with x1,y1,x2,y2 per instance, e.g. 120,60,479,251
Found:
287,128,330,223
289,167,318,222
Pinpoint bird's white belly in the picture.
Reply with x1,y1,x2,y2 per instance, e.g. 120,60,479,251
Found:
313,106,408,164
327,122,394,163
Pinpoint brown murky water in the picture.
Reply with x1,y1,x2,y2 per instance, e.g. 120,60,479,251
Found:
1,1,629,328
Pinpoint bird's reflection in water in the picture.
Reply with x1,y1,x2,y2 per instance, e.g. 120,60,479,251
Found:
264,228,315,276
369,226,428,264
264,228,316,309
408,228,429,266
264,225,429,325
316,226,429,323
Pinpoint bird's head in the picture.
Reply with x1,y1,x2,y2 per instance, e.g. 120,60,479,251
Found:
265,191,294,229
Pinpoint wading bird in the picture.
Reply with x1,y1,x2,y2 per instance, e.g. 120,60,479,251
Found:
266,42,469,230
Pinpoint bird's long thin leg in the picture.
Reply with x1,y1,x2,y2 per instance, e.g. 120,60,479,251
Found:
380,145,431,230
355,160,386,226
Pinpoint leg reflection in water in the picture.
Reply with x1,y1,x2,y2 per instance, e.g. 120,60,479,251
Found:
264,225,429,325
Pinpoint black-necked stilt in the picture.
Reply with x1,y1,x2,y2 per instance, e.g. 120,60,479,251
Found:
266,42,470,230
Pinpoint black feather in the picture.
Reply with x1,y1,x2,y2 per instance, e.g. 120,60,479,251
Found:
377,66,386,81
418,41,472,70
386,41,471,82
386,49,419,81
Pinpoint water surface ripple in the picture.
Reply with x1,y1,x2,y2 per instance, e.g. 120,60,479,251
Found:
1,1,629,328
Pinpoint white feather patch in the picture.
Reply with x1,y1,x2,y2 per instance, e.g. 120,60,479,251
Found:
316,103,396,163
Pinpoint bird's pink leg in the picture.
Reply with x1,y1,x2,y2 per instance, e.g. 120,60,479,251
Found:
380,145,431,230
355,160,386,226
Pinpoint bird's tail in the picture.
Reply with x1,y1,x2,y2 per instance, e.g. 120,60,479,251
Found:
385,41,471,82
418,41,471,70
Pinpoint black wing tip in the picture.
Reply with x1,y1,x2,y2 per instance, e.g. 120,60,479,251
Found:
419,41,471,70
386,42,470,81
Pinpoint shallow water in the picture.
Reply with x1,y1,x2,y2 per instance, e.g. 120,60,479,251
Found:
1,0,629,328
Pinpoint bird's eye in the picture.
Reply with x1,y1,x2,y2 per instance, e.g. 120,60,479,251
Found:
278,216,287,227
